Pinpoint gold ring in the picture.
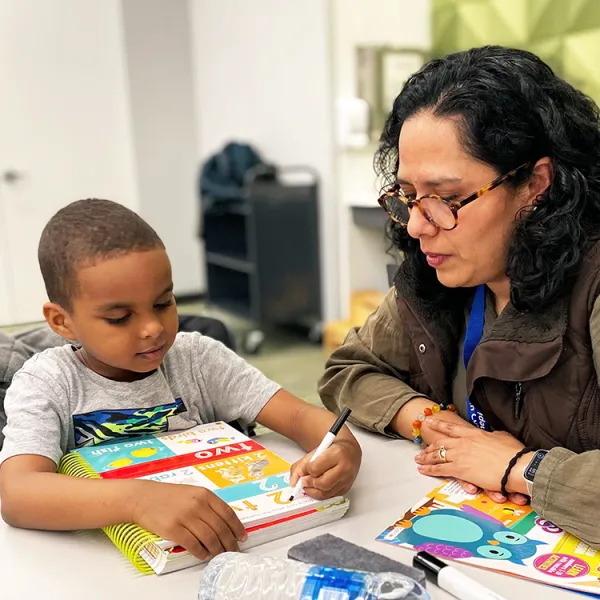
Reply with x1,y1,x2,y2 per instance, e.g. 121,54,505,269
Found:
439,446,448,463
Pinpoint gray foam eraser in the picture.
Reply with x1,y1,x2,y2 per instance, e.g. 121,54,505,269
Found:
287,533,426,587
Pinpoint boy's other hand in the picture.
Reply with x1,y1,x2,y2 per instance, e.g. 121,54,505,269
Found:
289,439,360,501
132,481,247,560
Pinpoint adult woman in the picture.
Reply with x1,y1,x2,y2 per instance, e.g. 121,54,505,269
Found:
319,46,600,547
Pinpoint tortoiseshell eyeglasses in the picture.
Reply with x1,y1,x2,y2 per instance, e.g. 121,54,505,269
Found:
377,162,532,231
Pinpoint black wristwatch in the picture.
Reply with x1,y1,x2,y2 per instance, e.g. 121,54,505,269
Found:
524,449,548,496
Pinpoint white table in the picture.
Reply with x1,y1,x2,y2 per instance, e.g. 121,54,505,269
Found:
0,428,575,600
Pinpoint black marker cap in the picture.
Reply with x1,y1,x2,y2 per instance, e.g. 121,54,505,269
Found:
413,551,447,585
329,407,352,435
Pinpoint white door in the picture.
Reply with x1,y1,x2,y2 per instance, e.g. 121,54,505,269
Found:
0,192,15,326
0,0,138,326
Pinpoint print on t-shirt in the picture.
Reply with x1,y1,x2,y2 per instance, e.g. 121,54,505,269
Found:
73,398,187,446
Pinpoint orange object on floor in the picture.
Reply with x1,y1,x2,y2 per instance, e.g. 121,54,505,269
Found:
323,320,353,356
350,289,385,327
323,289,385,355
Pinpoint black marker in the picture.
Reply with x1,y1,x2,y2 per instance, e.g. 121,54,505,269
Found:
414,551,507,600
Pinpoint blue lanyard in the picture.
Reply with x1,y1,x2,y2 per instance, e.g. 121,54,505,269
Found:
463,284,489,430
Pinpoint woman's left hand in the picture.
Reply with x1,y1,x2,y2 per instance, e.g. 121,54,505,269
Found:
414,418,533,499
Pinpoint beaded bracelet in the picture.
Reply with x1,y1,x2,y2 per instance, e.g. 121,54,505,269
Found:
412,402,456,445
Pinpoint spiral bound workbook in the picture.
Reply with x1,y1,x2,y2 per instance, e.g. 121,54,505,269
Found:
58,421,350,574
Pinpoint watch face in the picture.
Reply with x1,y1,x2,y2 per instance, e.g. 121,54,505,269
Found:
525,450,548,482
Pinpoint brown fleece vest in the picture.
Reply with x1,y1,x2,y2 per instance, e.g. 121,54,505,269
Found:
394,245,600,451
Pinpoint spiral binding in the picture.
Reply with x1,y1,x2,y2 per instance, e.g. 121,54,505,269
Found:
58,452,102,480
104,523,162,575
58,452,162,575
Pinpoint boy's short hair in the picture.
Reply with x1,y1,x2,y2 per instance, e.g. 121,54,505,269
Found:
38,199,164,309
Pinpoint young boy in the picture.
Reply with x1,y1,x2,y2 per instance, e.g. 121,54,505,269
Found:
0,199,361,561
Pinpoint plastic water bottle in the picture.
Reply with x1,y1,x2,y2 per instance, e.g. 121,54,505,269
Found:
198,553,431,600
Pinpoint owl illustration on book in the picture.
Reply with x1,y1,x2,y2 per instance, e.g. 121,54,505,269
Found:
393,507,543,564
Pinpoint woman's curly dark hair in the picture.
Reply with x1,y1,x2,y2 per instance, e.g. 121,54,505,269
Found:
376,45,600,312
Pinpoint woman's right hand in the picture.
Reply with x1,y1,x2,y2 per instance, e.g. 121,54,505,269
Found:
392,396,471,445
394,397,529,505
456,479,529,505
419,405,472,445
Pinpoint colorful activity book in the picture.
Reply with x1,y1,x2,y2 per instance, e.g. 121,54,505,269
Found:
377,479,600,595
58,422,350,575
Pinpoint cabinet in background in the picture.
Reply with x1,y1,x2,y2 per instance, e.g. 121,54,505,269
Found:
202,168,322,352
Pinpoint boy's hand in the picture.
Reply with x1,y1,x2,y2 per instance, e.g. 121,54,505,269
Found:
289,439,361,501
132,481,247,560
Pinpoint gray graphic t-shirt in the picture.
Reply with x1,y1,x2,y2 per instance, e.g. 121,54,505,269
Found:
0,332,280,466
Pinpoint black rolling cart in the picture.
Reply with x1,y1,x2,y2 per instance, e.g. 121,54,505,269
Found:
201,165,322,354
